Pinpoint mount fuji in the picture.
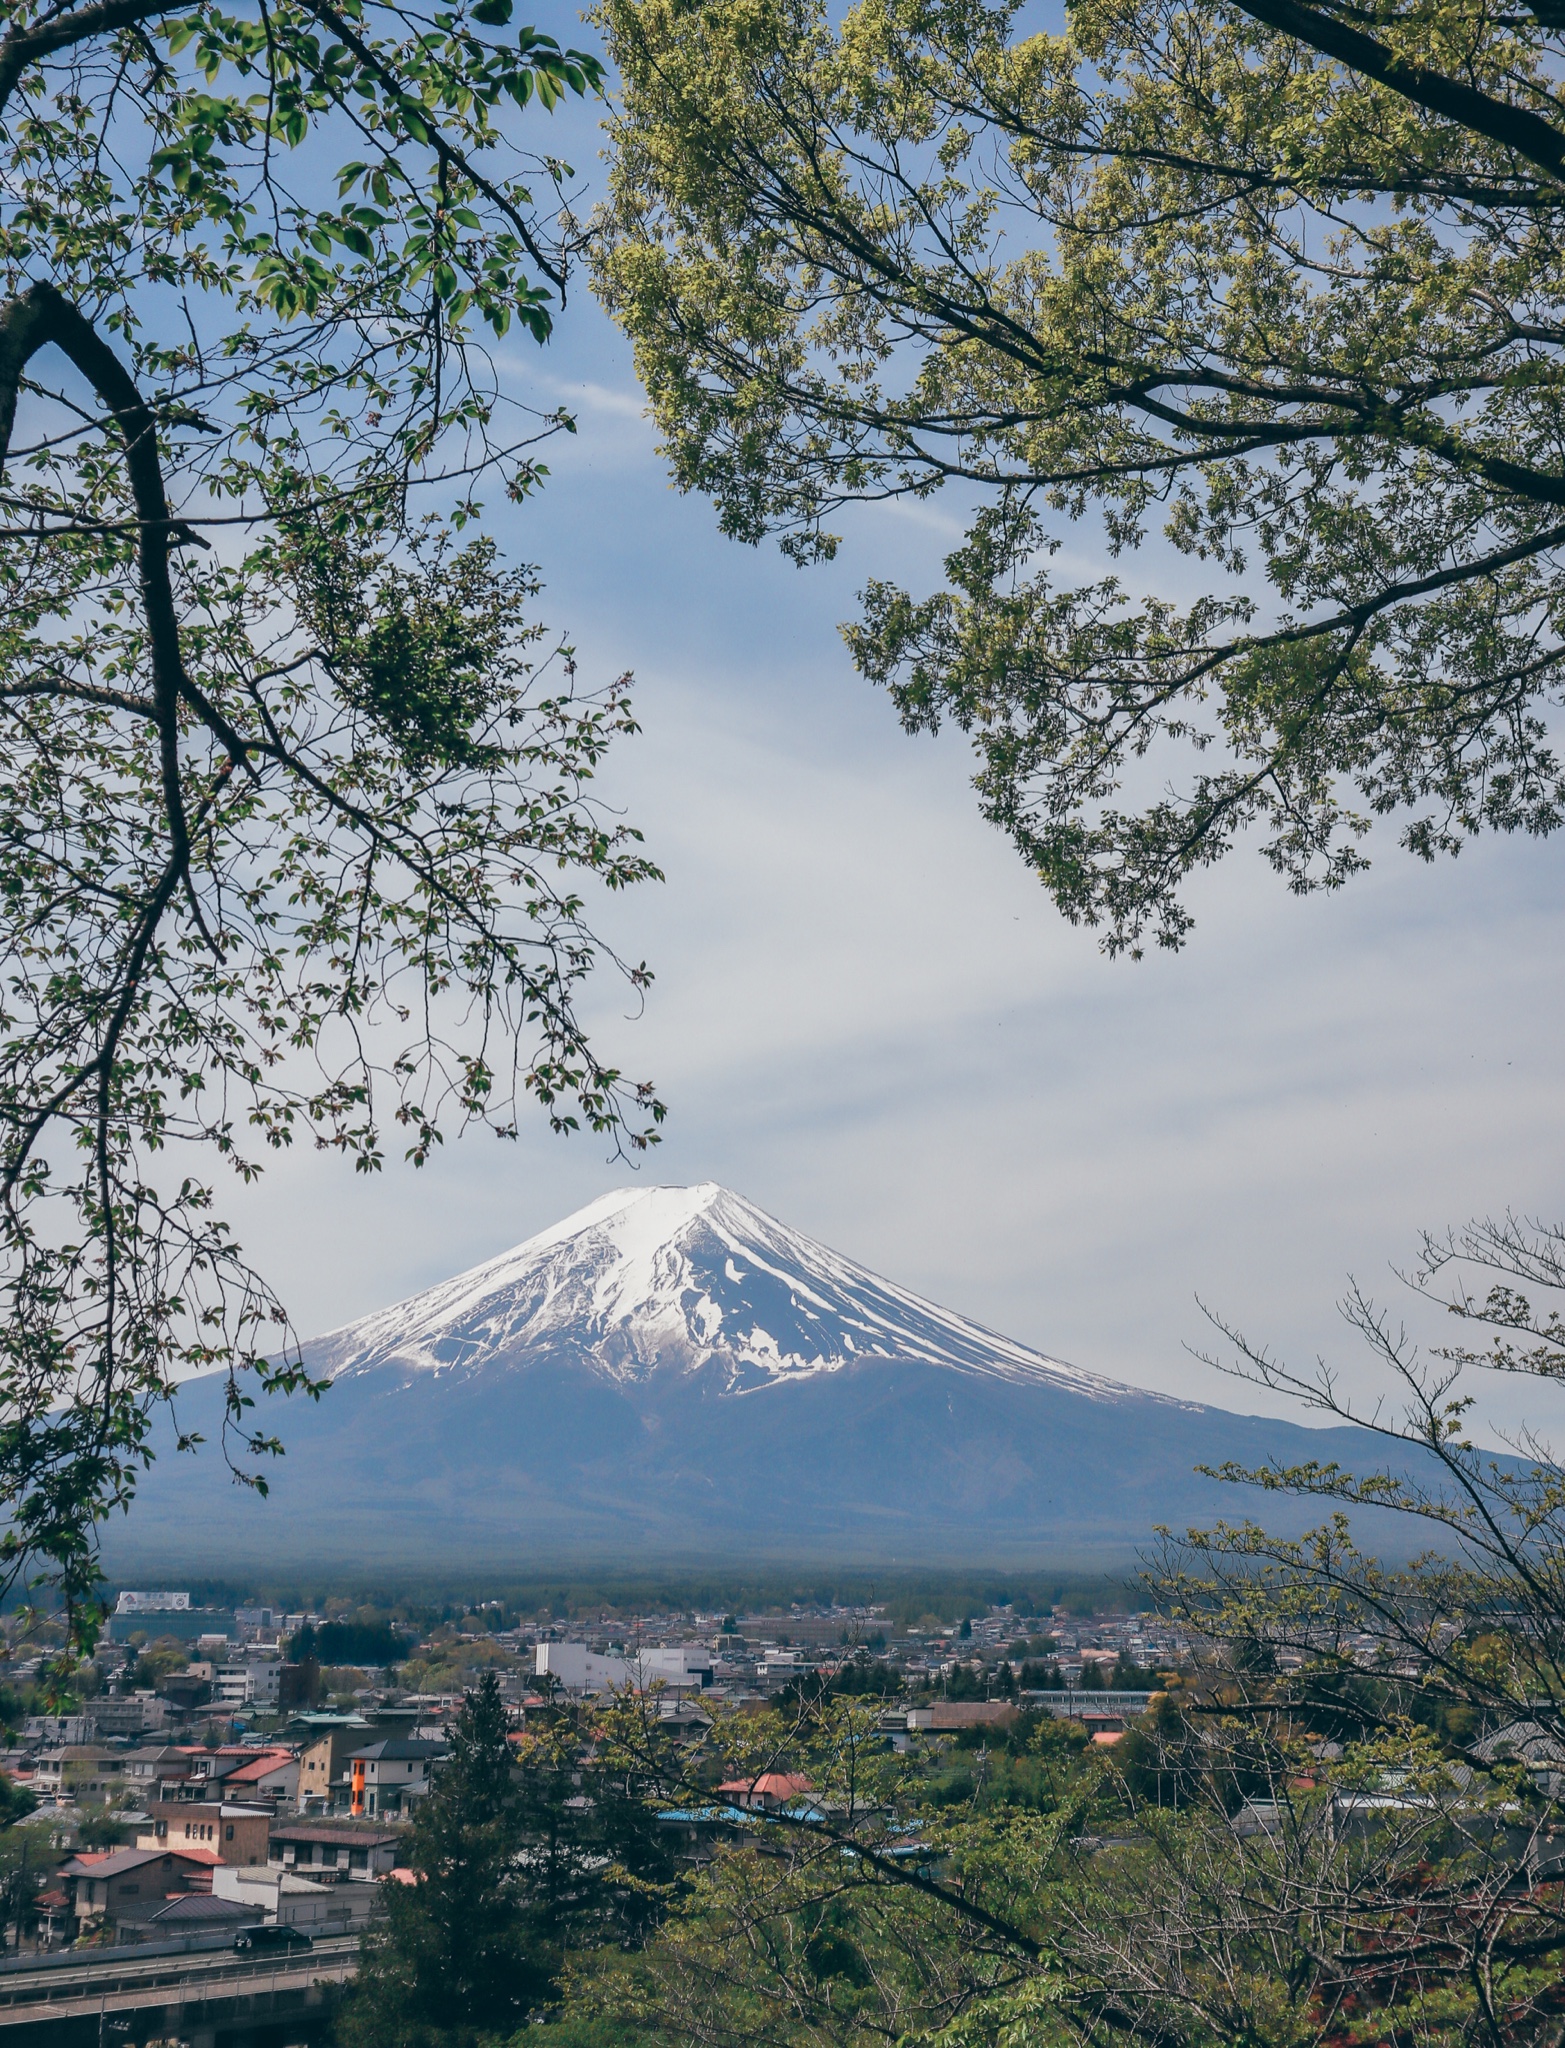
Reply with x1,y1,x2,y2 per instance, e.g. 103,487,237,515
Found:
105,1183,1415,1572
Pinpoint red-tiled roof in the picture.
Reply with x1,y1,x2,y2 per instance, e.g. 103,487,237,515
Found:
224,1752,294,1783
717,1773,814,1798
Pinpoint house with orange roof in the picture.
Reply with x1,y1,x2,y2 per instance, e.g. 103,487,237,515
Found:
716,1772,815,1813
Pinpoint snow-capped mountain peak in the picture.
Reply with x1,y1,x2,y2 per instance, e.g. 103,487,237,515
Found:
315,1182,1139,1401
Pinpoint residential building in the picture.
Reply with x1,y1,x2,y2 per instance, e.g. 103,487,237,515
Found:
296,1721,371,1812
349,1739,442,1818
222,1748,299,1804
30,1746,128,1803
147,1745,299,1805
213,1864,379,1932
22,1716,92,1747
31,1886,72,1947
758,1651,805,1684
269,1819,402,1881
716,1772,816,1813
89,1693,170,1740
156,1671,211,1716
120,1744,193,1801
137,1801,272,1866
212,1662,280,1710
58,1847,215,1934
122,1893,253,1942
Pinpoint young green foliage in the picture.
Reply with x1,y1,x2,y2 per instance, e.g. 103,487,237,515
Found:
594,0,1565,954
0,0,662,1645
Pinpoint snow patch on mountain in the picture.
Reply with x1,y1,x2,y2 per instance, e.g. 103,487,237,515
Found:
313,1183,1166,1403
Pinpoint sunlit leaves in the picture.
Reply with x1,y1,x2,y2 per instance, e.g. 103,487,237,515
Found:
593,0,1565,953
0,0,651,1650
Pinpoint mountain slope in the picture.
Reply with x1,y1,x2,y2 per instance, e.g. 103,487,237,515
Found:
103,1184,1427,1572
313,1182,1136,1398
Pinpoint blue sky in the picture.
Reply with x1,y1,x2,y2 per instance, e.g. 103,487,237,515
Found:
223,24,1565,1445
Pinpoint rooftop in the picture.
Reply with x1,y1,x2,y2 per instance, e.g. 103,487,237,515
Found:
60,1847,213,1879
270,1820,402,1846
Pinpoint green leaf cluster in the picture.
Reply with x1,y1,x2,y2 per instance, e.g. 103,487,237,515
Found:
593,0,1565,951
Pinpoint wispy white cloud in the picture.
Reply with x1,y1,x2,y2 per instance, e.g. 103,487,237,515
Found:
564,379,650,421
210,40,1565,1471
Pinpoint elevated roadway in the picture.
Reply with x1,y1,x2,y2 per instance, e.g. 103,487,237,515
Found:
0,1933,360,2046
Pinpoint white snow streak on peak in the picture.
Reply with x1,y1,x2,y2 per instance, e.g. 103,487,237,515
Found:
317,1183,1151,1404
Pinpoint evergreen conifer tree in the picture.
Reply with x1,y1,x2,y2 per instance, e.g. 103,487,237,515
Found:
340,1672,545,2048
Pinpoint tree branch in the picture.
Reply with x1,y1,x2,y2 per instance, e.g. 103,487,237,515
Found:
0,280,204,873
0,0,172,121
1229,0,1565,186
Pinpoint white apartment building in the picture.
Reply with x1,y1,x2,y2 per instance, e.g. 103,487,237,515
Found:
212,1661,281,1709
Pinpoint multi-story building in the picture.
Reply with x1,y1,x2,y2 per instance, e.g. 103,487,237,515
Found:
58,1846,213,1935
30,1746,129,1804
136,1800,272,1866
212,1864,378,1933
269,1819,403,1881
535,1643,629,1694
119,1744,194,1801
211,1661,280,1710
89,1693,170,1740
348,1739,442,1818
221,1748,299,1804
296,1721,372,1812
22,1716,92,1748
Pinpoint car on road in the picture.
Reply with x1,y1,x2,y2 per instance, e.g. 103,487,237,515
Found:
234,1924,314,1952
